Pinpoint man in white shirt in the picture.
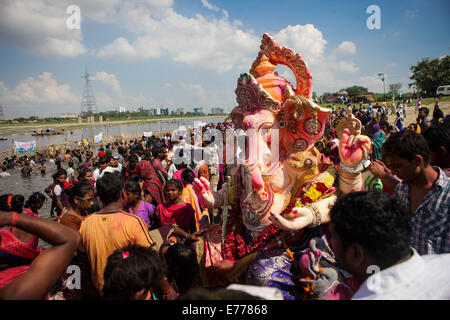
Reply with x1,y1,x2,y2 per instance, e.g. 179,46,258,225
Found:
328,191,450,300
92,155,112,182
0,167,10,177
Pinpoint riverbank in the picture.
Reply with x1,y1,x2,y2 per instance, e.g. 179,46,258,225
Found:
0,114,229,135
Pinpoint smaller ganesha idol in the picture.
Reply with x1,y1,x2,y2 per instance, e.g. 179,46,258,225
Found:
194,33,372,299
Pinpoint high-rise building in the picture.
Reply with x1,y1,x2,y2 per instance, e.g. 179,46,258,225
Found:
211,107,224,114
193,107,204,114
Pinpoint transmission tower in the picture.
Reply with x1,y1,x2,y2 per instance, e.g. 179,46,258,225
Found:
80,66,97,117
0,104,4,121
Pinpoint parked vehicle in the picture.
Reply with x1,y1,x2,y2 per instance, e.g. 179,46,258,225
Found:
436,85,450,97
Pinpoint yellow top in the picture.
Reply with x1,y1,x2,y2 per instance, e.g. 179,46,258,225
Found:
80,211,154,293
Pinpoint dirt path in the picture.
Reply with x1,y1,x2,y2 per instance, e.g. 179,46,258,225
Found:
386,101,450,126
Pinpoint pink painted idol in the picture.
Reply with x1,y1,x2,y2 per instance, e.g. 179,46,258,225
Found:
193,34,372,299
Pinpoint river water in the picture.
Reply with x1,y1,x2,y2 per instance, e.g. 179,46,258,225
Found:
0,163,60,248
0,116,226,247
0,116,227,152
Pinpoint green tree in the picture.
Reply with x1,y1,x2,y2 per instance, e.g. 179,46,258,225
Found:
409,56,450,97
339,86,368,95
388,83,402,95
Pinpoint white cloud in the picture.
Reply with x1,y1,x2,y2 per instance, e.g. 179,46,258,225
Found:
201,0,219,12
0,72,78,105
332,41,357,56
0,0,87,58
273,24,327,65
180,82,207,99
335,60,359,74
93,72,123,96
96,8,259,73
96,37,138,60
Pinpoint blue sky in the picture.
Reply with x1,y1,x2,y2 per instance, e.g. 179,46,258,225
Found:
0,0,449,119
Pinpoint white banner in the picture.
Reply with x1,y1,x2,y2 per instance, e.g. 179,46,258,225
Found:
14,140,36,152
94,132,103,144
143,131,153,137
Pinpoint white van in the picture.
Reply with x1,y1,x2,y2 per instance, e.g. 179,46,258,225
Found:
436,85,450,97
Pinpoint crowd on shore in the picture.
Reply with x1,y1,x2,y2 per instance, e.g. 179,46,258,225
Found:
0,98,449,300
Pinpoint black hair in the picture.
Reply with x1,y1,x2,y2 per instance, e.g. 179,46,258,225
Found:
68,161,73,167
330,191,412,270
125,180,142,197
181,168,195,185
379,120,389,130
164,244,199,295
152,146,163,159
52,168,67,180
381,130,431,165
24,192,46,209
99,155,110,165
419,106,429,116
103,245,167,300
65,181,94,206
127,155,139,172
422,122,450,153
78,167,91,181
0,194,25,213
164,179,183,192
96,172,123,205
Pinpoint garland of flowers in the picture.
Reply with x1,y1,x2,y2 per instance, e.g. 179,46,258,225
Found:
295,167,336,208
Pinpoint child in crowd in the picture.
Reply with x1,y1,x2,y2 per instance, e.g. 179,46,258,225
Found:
123,180,157,229
102,245,176,300
157,179,195,233
164,243,201,295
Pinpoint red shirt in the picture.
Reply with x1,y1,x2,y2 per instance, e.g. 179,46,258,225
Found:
97,151,107,158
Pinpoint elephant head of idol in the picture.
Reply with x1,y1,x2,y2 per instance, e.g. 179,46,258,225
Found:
231,33,330,173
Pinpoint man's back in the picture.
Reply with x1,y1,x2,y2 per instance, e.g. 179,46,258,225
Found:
80,211,154,293
353,249,450,300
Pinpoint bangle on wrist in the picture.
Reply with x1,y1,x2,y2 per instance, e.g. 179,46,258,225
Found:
307,204,321,228
10,212,19,226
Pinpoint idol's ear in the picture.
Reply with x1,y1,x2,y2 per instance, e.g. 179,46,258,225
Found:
231,106,244,129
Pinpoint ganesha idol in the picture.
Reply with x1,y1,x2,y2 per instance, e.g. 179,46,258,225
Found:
193,34,372,299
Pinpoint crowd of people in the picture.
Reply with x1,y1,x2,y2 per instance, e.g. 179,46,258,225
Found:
0,98,449,300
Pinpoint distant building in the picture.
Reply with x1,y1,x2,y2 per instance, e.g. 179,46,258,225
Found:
60,113,78,118
161,108,169,116
193,107,204,114
118,106,127,113
211,107,224,114
153,108,161,116
175,107,185,115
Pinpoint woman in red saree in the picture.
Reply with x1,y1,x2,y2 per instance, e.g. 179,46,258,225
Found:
157,179,195,234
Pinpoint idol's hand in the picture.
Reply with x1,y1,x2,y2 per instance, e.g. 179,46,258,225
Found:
193,177,215,208
268,207,314,231
339,129,372,167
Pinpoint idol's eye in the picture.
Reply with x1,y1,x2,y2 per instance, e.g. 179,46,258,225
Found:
279,121,286,128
